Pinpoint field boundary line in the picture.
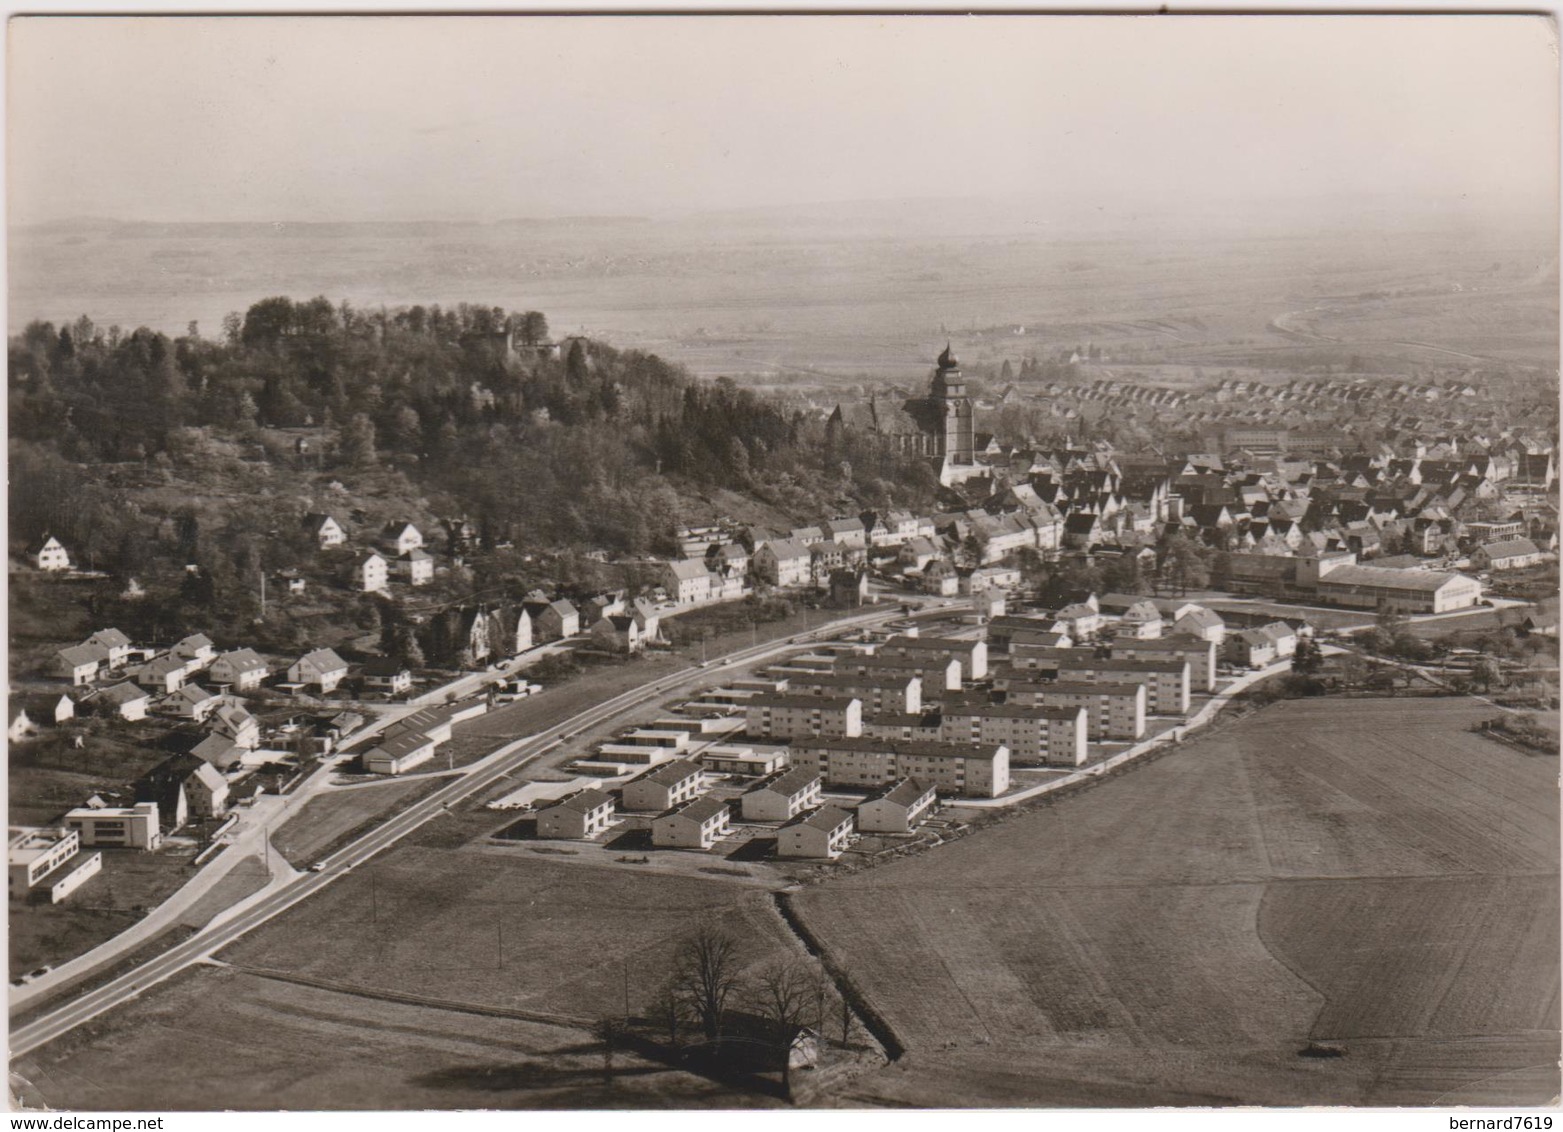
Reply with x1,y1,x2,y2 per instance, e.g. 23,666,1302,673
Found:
229,964,596,1030
773,891,906,1060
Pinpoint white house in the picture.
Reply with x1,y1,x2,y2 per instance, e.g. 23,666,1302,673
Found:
855,778,938,833
651,795,732,850
536,789,616,839
397,548,435,586
739,767,824,823
359,552,390,594
289,648,349,694
664,559,714,605
380,522,425,557
31,535,71,572
304,513,347,548
208,648,269,691
777,806,855,859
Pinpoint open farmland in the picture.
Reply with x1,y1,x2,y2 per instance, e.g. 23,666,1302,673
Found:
270,777,447,867
793,696,1559,1107
10,966,777,1110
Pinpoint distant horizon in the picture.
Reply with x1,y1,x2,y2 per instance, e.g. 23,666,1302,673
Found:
9,16,1556,230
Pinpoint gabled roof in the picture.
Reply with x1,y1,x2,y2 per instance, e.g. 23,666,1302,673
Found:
662,794,730,823
296,647,348,672
190,733,243,769
1479,538,1541,560
629,758,703,787
863,777,935,807
58,643,108,668
666,558,711,582
99,681,150,705
746,766,821,798
87,629,131,649
541,787,614,814
213,648,268,673
787,805,853,832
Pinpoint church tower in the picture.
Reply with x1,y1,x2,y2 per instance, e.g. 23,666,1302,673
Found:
930,343,975,467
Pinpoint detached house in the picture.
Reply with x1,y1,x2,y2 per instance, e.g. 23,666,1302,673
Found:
208,648,269,691
379,522,424,557
304,513,346,549
591,614,643,655
396,548,435,586
56,643,108,686
85,629,134,669
211,703,261,749
362,656,413,697
96,682,151,722
358,552,390,594
753,539,813,588
136,654,193,695
526,599,580,642
31,535,71,572
289,648,349,694
664,559,713,605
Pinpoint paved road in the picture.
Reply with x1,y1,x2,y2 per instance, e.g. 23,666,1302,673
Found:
10,602,919,1057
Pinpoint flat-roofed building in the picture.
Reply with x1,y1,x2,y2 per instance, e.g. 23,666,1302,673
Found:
65,802,162,850
939,702,1089,766
877,635,987,681
1110,634,1219,693
855,779,939,833
9,826,81,897
535,789,615,839
784,673,921,716
739,767,824,822
621,759,705,812
777,806,855,859
1003,680,1146,741
744,694,862,741
700,746,788,776
652,795,732,850
790,738,1010,798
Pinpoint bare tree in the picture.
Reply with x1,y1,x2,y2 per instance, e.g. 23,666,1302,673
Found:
674,925,742,1041
750,957,816,1037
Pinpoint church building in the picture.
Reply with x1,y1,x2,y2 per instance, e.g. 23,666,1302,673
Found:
829,344,982,487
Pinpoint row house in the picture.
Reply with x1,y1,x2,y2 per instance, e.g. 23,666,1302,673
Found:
739,767,824,822
536,788,616,839
652,795,732,850
777,806,855,859
622,759,706,812
855,779,939,833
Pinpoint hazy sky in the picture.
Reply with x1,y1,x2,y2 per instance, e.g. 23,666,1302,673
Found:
7,14,1558,226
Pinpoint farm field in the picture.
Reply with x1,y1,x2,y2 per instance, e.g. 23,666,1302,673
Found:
14,847,825,1110
793,696,1560,1107
270,777,447,867
10,966,779,1110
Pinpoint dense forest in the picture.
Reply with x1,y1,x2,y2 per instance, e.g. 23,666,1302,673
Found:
8,297,943,569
